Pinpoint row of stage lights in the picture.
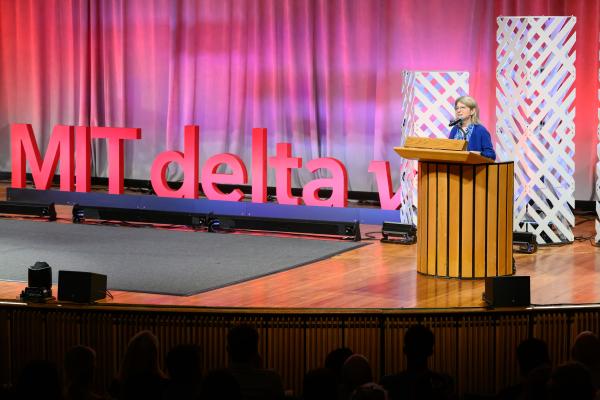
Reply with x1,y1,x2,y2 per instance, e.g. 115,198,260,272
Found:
0,200,538,250
0,200,363,241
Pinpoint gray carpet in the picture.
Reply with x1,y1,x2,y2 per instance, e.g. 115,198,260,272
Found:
0,219,366,296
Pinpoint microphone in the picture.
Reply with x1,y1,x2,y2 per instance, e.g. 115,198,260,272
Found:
448,118,462,127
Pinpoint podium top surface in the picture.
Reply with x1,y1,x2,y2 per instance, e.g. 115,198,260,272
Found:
394,147,494,164
404,137,467,151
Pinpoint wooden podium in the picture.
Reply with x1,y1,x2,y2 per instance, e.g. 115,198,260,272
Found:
395,138,514,278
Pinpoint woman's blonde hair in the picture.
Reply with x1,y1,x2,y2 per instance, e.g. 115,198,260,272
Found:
455,95,480,125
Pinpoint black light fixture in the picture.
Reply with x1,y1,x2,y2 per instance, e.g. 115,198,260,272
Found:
381,222,417,244
214,215,361,241
0,201,56,220
513,231,538,254
72,204,206,228
20,261,54,301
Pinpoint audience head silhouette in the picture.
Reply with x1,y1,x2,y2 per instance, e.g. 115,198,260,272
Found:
303,368,338,400
119,330,163,380
325,346,354,380
516,337,550,377
342,354,373,394
403,324,434,363
166,343,203,383
16,360,62,400
352,382,387,400
549,362,596,400
227,324,260,365
572,331,600,367
64,345,98,400
200,369,243,400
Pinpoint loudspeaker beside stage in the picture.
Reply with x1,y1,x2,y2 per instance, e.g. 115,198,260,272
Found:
483,276,530,307
58,270,107,303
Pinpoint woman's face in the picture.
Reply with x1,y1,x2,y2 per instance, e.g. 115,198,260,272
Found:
455,102,473,121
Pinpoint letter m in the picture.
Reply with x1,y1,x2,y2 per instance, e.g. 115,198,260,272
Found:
11,124,74,190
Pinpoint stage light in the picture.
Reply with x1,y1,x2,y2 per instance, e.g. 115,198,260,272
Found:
214,215,361,241
513,232,538,254
381,222,417,244
72,204,205,228
20,261,53,302
0,201,56,220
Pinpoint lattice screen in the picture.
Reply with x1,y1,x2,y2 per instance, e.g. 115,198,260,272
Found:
496,16,576,244
398,71,469,225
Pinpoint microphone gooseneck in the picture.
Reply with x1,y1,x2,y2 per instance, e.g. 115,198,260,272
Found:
448,118,462,127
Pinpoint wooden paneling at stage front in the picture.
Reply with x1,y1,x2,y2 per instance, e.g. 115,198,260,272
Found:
0,183,599,308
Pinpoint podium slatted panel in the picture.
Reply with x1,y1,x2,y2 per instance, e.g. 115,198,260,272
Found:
474,166,487,277
449,165,461,277
461,167,474,278
497,165,508,275
418,163,428,274
506,163,514,273
437,164,449,277
427,165,438,275
417,161,514,278
487,166,499,276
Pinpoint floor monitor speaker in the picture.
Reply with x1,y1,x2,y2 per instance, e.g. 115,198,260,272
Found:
483,276,530,307
58,270,107,303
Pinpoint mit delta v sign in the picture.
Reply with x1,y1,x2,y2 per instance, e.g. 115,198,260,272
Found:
9,124,402,210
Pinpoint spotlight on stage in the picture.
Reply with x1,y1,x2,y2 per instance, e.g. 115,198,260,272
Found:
381,222,417,244
513,232,538,254
72,205,205,228
0,201,56,220
214,215,361,241
20,261,54,302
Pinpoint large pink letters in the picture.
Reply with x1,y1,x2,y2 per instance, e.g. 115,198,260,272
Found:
92,127,141,194
368,160,402,210
268,143,302,206
150,125,199,199
201,154,248,201
251,128,267,203
11,124,74,191
303,158,348,207
10,123,402,210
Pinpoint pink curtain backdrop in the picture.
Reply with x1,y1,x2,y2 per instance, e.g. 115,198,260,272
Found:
1,0,598,198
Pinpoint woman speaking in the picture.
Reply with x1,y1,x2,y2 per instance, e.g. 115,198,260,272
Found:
449,96,496,160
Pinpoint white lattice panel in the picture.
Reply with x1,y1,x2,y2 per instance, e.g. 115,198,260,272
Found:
496,16,576,244
399,71,469,225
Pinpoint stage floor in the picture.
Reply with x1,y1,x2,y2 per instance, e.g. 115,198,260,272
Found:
0,184,599,309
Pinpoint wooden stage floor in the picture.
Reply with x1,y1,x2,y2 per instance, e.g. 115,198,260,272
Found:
1,185,599,309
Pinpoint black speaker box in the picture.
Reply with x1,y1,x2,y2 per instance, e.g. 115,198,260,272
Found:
484,276,530,307
58,270,107,303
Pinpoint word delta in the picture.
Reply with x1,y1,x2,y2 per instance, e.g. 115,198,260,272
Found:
10,124,402,210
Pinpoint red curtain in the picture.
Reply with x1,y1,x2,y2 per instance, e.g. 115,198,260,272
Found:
0,0,598,198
